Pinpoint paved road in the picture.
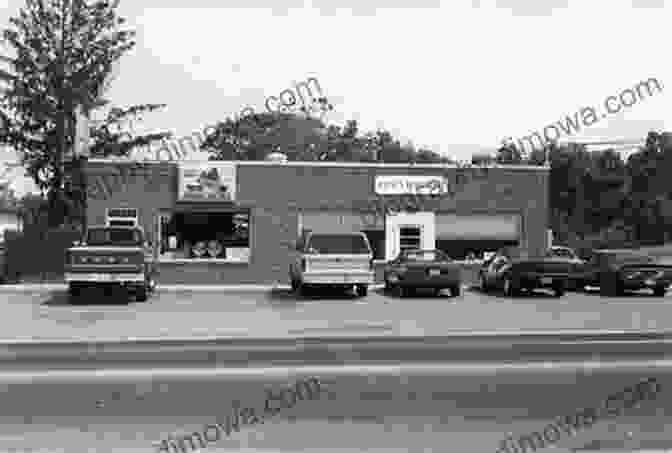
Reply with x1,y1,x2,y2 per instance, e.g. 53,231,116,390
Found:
0,286,672,342
0,360,669,453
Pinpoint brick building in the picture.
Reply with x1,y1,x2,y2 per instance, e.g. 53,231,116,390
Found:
85,159,550,285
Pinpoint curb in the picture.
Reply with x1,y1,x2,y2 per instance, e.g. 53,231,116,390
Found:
0,283,389,293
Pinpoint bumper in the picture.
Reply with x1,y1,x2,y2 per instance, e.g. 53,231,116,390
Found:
65,273,145,284
388,274,460,288
518,275,567,289
623,279,672,290
301,272,375,285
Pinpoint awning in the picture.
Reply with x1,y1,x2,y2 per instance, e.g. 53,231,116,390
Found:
173,201,251,213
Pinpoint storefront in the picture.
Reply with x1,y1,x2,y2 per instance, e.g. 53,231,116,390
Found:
85,159,549,285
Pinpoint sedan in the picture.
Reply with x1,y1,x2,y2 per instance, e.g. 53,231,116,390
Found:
384,249,462,297
479,254,572,297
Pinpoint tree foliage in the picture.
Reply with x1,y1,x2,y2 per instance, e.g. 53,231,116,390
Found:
0,0,169,227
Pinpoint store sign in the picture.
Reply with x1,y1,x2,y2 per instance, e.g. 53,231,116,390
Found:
375,175,449,195
178,162,237,201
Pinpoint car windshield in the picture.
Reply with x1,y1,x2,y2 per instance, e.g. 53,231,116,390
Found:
86,228,143,246
404,250,449,262
305,234,370,254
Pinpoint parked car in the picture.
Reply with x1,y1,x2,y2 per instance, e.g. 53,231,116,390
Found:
479,254,573,297
574,249,672,297
383,249,462,297
545,246,585,290
64,225,157,302
289,231,375,297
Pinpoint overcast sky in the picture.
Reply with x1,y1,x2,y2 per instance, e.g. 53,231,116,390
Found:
0,0,670,178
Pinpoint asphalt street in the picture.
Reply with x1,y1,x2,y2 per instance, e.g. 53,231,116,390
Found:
0,360,669,452
0,286,672,342
0,289,670,452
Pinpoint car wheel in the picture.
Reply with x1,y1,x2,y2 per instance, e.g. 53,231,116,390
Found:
357,284,368,297
600,274,621,297
553,285,565,297
480,274,489,293
503,277,518,297
384,279,392,291
397,286,407,298
291,278,299,292
653,286,667,297
450,285,461,297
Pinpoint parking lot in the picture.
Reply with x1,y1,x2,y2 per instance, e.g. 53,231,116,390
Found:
0,284,671,342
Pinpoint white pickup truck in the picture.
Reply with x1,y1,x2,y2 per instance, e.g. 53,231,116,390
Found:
64,225,157,302
289,232,375,297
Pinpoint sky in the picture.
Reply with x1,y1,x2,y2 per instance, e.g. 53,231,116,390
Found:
0,0,670,193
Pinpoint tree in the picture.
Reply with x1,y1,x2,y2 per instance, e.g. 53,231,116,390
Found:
0,0,167,227
89,103,172,157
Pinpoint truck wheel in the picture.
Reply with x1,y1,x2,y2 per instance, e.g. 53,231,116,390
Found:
136,285,148,302
68,284,82,303
356,284,368,297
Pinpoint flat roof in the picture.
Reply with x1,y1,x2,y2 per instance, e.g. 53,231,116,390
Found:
86,159,549,171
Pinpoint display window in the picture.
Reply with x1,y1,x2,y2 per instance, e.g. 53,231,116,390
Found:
158,210,250,262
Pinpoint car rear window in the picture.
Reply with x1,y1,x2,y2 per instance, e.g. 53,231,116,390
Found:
305,234,370,254
548,249,574,259
87,228,142,246
405,250,448,262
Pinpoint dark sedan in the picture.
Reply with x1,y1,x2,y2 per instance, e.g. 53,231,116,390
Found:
479,254,573,297
575,249,672,297
383,249,461,297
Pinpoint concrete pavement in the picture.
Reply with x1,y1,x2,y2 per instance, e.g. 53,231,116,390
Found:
1,287,672,343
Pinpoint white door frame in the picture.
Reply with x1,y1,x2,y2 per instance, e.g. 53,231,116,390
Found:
385,211,436,261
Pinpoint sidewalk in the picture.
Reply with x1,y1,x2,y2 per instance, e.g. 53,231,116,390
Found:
0,283,393,292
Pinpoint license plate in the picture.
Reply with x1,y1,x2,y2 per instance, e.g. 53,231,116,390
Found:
429,269,441,276
541,277,553,284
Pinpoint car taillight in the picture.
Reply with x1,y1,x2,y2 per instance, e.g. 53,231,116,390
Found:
301,258,306,272
107,257,117,264
120,257,130,264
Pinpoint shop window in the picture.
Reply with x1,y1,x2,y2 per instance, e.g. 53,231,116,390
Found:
158,210,250,262
436,239,519,261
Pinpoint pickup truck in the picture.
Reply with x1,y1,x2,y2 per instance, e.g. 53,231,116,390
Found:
64,225,157,302
289,232,375,297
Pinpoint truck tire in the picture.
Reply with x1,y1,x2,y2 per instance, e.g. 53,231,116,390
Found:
356,284,368,297
68,284,83,303
136,285,148,302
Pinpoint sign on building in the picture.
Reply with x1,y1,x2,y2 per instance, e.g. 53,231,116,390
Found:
374,175,449,195
178,162,237,202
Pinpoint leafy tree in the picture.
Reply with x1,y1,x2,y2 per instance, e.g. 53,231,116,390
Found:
0,0,168,227
89,103,172,157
